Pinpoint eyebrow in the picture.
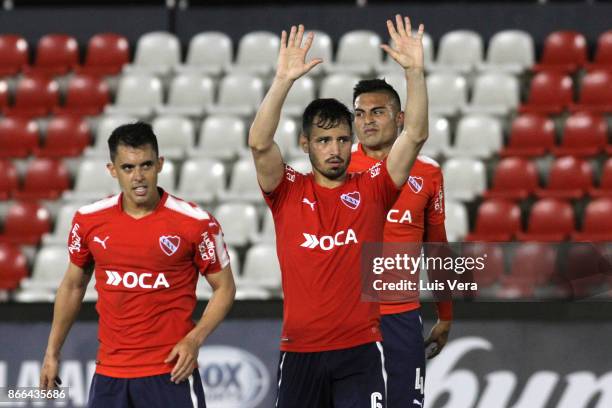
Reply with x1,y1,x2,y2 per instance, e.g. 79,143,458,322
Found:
355,106,388,112
120,160,154,169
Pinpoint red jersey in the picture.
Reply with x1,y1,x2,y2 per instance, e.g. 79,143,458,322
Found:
264,162,401,352
68,189,230,378
349,143,446,315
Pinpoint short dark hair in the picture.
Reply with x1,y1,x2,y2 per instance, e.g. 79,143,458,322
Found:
108,122,159,162
353,78,402,111
302,98,354,138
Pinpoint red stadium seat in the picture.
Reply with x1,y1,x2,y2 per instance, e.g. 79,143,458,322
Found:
498,243,558,298
76,33,130,76
519,71,573,114
13,158,70,200
23,34,79,77
564,243,609,298
0,80,8,110
483,157,540,200
0,34,29,77
0,160,18,200
590,158,612,198
54,75,110,116
3,75,59,118
462,243,505,290
516,198,575,241
34,116,91,158
0,243,28,290
586,30,612,72
533,31,587,73
570,70,612,114
500,114,555,157
552,112,608,158
535,156,593,199
572,198,612,241
0,201,51,245
465,199,522,242
0,117,40,158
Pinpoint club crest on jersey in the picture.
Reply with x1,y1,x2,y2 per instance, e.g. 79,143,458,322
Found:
340,191,361,209
408,176,424,193
159,235,180,256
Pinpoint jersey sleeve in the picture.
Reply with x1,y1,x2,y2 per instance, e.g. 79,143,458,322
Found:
194,215,231,275
426,168,446,225
262,164,302,213
67,211,93,267
359,160,402,211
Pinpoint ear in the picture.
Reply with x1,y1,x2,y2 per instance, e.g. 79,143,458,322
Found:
396,111,405,128
107,162,117,179
157,156,165,173
299,133,309,154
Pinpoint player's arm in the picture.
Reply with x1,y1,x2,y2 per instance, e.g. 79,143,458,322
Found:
383,15,429,188
166,266,235,383
248,24,322,193
40,262,92,390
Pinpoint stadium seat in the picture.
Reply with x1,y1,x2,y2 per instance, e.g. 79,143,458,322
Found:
477,30,534,74
426,72,468,116
552,112,608,158
156,73,214,117
444,200,468,241
86,115,137,157
214,202,258,247
499,242,558,298
3,75,60,118
273,117,300,158
231,31,279,76
572,198,612,241
42,202,83,245
191,115,246,160
13,158,71,200
563,242,609,298
465,199,522,242
0,243,28,290
157,160,176,194
570,70,612,114
196,247,240,300
54,75,110,116
239,244,282,290
282,77,316,117
483,157,540,200
220,158,263,203
21,245,68,290
516,198,575,241
590,158,612,198
460,242,505,291
23,34,79,77
125,31,180,76
0,117,40,158
533,30,587,73
443,115,502,159
535,156,593,199
105,74,163,118
325,30,382,76
151,116,195,160
442,158,487,202
420,116,450,159
430,30,483,74
0,80,7,110
461,72,519,116
586,30,612,72
319,74,361,108
519,71,573,115
0,160,18,200
63,159,119,201
76,33,130,77
377,33,434,74
177,158,226,204
302,30,333,77
500,114,555,157
177,32,232,77
251,209,275,243
207,74,264,117
0,34,29,77
34,116,91,158
0,201,51,245
288,158,312,174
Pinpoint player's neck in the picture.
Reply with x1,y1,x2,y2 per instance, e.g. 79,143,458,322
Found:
122,189,161,219
362,144,391,161
313,170,347,189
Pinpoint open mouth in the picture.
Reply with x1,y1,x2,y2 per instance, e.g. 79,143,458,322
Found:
133,186,148,196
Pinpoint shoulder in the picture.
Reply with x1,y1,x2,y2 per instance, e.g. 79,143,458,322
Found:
164,194,211,221
76,194,121,217
414,155,442,176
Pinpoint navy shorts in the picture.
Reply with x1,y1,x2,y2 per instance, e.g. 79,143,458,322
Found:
380,309,426,408
275,342,386,408
88,368,206,408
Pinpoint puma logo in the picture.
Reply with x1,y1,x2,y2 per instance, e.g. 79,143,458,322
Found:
93,236,109,249
302,198,316,211
413,399,423,407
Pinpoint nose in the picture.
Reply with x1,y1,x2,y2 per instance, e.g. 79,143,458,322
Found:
364,111,375,124
133,167,145,182
329,139,341,156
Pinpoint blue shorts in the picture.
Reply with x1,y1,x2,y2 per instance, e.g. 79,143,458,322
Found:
88,369,206,408
380,309,426,408
275,342,387,408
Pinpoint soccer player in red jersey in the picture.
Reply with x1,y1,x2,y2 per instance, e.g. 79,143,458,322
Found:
349,77,453,407
248,16,428,408
39,123,236,407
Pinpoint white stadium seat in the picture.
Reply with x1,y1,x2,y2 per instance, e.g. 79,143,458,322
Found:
478,30,535,74
86,115,138,157
207,74,264,117
156,74,215,117
429,30,484,74
214,202,259,247
325,30,382,76
191,115,246,160
125,31,181,76
152,116,195,160
426,72,468,116
158,159,176,194
445,200,469,241
238,244,282,290
177,158,227,205
320,73,361,108
220,158,263,203
42,202,85,245
443,158,487,202
462,72,519,116
177,32,233,77
21,246,68,291
230,31,280,76
420,115,451,159
377,33,434,74
444,115,503,159
63,159,119,201
105,74,163,118
282,77,316,117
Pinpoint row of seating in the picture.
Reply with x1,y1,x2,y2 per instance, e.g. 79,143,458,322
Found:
1,29,611,80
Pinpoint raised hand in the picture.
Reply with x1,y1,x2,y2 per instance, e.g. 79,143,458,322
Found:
275,24,322,81
381,14,425,71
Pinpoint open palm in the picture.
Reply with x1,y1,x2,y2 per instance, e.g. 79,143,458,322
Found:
382,15,425,70
276,24,322,81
